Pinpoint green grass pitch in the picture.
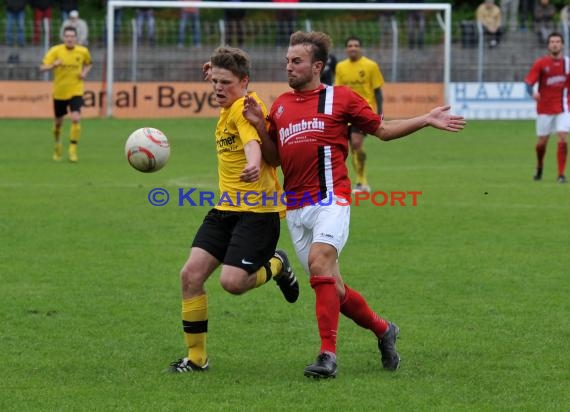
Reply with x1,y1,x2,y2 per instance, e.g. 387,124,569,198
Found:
1,118,568,411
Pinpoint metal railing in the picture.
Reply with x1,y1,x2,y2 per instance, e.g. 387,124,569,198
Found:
0,17,561,83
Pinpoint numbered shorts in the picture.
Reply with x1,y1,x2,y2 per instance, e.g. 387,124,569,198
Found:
192,208,280,274
536,113,570,136
286,198,350,275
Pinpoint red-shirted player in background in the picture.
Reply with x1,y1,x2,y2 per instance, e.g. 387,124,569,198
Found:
244,31,465,379
525,32,569,183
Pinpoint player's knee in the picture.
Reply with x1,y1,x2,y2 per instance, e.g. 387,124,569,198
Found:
180,264,204,291
219,276,247,295
308,253,336,275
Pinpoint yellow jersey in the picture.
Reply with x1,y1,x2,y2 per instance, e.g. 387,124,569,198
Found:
215,91,285,214
335,56,384,112
42,44,92,100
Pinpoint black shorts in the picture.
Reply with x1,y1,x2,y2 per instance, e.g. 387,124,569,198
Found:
53,96,83,118
192,208,280,273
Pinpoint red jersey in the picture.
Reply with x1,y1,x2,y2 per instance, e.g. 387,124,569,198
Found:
268,84,381,210
524,55,570,115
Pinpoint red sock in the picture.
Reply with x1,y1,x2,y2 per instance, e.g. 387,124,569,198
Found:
310,276,340,354
536,143,546,168
557,141,567,176
340,285,389,337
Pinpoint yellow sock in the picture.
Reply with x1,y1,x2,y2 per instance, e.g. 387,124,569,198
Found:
70,122,81,143
182,295,208,366
253,257,283,287
351,150,361,184
53,126,61,142
270,257,283,278
357,150,368,186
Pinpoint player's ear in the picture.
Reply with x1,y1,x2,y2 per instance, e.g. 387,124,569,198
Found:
314,61,324,75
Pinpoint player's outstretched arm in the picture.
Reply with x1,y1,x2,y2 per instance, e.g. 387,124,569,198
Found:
243,95,281,167
374,105,466,141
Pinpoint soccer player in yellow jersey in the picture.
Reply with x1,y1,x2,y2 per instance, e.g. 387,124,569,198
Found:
335,36,384,193
40,26,92,162
167,47,299,373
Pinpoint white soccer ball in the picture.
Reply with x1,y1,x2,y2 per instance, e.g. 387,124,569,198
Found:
125,127,170,173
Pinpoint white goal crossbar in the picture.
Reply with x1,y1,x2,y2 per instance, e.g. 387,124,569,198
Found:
106,1,452,117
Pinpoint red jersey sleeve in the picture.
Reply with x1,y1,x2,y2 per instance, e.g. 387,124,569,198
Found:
338,86,381,134
525,58,542,86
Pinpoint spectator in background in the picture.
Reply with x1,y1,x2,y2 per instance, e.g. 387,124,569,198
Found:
5,0,27,48
500,0,519,32
31,0,54,45
476,0,502,48
519,0,535,31
376,0,397,41
534,0,556,44
406,0,426,49
224,0,246,47
178,0,201,48
103,0,123,44
272,0,298,47
59,0,78,21
136,7,156,46
560,5,570,34
320,53,337,86
60,10,88,45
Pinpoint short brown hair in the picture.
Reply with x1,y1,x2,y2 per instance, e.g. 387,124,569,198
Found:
289,31,332,67
210,47,251,80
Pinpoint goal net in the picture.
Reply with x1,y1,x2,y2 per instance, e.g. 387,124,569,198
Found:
104,1,452,118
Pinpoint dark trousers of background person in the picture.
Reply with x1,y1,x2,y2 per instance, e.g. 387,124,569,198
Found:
178,11,201,47
484,27,502,47
136,9,155,46
6,10,26,47
225,10,245,47
104,8,123,44
520,0,535,30
407,10,425,49
33,8,52,45
275,10,296,46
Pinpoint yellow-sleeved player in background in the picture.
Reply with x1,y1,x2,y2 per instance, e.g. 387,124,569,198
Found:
40,26,92,162
335,36,384,193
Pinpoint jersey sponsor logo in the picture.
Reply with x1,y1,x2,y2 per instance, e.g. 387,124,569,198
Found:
275,104,285,119
546,75,566,86
216,134,239,153
278,118,325,145
216,135,237,147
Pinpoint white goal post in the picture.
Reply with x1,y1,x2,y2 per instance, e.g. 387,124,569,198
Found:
105,1,453,117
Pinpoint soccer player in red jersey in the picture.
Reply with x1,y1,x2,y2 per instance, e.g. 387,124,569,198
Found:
244,31,465,379
524,32,569,183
